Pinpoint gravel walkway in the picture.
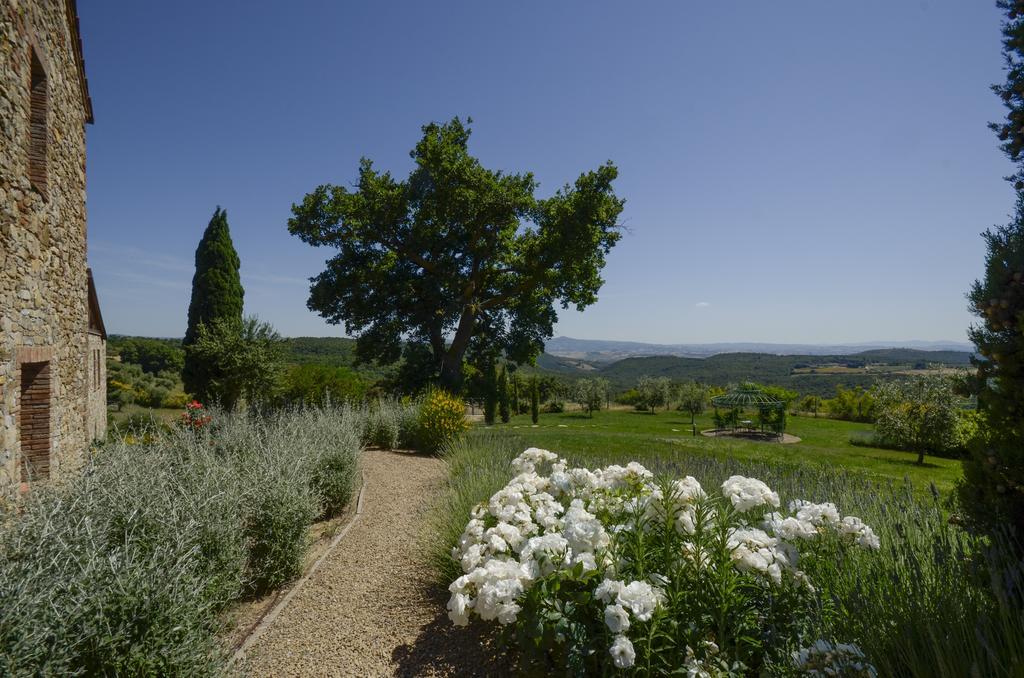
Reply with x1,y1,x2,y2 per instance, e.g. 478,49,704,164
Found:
238,449,506,677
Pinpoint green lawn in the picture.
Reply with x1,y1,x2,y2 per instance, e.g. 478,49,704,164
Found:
480,409,964,494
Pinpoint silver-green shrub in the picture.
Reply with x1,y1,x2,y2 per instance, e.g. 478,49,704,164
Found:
0,405,362,675
363,398,419,449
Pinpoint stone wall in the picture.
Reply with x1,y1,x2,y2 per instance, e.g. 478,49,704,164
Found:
85,332,106,441
0,0,94,490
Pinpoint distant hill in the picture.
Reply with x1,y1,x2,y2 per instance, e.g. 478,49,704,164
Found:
530,348,974,397
546,336,975,362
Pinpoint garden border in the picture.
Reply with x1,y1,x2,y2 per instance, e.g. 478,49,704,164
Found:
231,470,368,664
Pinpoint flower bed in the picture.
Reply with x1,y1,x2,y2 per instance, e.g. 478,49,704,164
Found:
447,447,880,675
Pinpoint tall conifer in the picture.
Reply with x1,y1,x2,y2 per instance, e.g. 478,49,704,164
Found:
962,1,1024,534
183,207,244,399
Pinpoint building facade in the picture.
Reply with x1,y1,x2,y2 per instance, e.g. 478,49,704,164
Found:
0,0,104,489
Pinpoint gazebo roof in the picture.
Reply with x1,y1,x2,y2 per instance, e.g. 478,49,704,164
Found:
711,386,784,409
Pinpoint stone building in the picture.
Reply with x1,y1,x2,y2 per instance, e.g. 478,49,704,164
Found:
0,0,105,488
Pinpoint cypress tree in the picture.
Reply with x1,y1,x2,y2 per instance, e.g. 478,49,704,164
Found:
182,207,244,400
962,1,1024,536
483,359,497,425
530,377,540,424
499,366,511,423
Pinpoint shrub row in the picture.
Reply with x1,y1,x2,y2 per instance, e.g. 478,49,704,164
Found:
0,405,361,676
362,390,468,454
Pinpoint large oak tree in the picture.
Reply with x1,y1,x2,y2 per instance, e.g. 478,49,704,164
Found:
288,118,624,390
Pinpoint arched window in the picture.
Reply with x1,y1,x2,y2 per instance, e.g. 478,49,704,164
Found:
28,47,48,196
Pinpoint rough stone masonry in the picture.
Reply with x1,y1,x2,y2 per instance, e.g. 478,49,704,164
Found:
0,0,105,492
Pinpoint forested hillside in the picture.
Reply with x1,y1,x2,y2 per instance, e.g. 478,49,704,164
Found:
532,348,972,396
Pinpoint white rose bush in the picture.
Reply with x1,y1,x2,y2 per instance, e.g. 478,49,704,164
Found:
447,448,880,675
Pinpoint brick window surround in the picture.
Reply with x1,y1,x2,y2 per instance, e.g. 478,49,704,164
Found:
19,361,52,482
28,46,48,197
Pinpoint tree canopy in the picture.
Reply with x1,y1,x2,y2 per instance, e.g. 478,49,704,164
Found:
288,118,624,390
183,207,244,398
874,375,961,466
962,0,1024,535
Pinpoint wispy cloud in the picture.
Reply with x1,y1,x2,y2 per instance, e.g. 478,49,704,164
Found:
106,270,189,291
695,301,711,308
90,241,192,273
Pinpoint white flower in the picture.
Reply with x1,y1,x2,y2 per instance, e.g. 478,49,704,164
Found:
616,580,664,622
595,578,624,604
467,559,533,625
562,499,609,554
604,603,630,633
727,528,796,584
672,476,706,502
789,499,841,527
721,475,780,512
520,533,570,576
609,635,636,669
763,512,818,541
837,516,881,550
511,447,561,474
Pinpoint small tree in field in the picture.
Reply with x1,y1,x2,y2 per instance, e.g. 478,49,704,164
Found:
800,395,822,418
574,378,609,417
676,382,709,429
498,366,511,423
636,376,671,413
874,375,961,465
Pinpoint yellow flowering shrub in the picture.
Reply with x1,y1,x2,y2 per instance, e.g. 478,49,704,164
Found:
417,388,469,454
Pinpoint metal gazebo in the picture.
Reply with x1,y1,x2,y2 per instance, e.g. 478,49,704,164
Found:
710,385,786,439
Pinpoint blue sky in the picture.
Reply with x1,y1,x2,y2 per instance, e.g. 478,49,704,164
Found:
81,1,1012,343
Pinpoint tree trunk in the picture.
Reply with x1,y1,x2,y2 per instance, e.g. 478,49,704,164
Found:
438,308,477,392
916,449,925,465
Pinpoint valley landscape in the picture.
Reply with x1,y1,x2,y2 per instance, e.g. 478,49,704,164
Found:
3,2,1024,677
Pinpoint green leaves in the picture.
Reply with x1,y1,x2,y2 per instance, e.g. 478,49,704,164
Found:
289,118,624,389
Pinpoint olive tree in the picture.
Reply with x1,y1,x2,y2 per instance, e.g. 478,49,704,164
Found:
575,378,609,417
874,375,962,465
676,382,710,428
288,118,624,391
636,376,672,413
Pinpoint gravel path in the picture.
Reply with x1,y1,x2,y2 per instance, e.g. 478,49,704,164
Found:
238,449,506,677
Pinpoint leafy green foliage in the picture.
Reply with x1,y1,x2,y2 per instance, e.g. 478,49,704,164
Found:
108,336,184,374
574,377,609,417
964,197,1024,533
676,381,709,427
874,375,962,465
186,316,284,409
183,207,244,397
282,364,368,406
288,117,624,389
825,386,877,423
634,375,672,412
417,389,470,455
106,360,183,409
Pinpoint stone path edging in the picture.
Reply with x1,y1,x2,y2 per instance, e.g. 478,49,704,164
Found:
231,471,368,664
